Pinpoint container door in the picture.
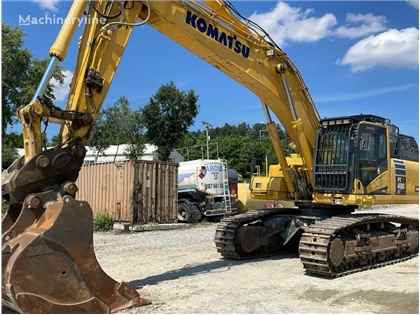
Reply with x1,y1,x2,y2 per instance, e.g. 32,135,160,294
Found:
115,163,124,222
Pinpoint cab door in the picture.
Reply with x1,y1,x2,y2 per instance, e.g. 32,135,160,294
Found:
356,124,388,194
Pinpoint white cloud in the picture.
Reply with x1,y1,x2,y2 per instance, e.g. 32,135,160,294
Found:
337,28,419,72
248,1,337,46
406,0,419,9
32,0,60,12
334,13,387,38
50,69,73,102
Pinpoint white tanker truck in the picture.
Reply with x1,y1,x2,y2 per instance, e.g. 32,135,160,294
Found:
177,159,238,222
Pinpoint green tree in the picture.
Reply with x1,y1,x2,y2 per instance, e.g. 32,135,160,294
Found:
176,121,294,179
2,146,19,170
86,110,110,161
124,109,146,159
2,23,31,131
217,136,255,175
48,134,61,146
87,96,146,161
2,23,65,169
142,81,199,161
176,131,206,160
2,23,64,133
1,133,23,169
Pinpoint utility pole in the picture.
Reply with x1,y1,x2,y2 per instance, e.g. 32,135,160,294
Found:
202,120,213,159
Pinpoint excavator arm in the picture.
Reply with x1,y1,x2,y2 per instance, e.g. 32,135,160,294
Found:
2,1,319,312
2,0,418,313
2,1,151,313
137,0,320,198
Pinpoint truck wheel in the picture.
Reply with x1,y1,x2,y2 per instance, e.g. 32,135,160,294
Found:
190,205,202,222
207,215,223,223
177,200,191,222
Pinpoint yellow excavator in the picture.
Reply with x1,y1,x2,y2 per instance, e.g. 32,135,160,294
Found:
2,0,418,313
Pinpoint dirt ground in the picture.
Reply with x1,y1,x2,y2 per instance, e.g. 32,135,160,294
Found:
2,205,419,314
106,205,419,314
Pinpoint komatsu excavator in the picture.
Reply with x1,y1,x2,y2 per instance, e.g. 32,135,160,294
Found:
2,0,419,313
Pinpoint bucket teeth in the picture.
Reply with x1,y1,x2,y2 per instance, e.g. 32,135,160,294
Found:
2,195,150,314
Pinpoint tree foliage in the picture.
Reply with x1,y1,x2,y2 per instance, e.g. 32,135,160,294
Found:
124,109,146,159
2,24,31,131
48,134,61,147
177,122,294,178
1,133,23,169
2,23,64,133
142,81,199,161
1,23,65,169
87,96,146,161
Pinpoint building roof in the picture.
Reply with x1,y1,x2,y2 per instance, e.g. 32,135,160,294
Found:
16,144,185,163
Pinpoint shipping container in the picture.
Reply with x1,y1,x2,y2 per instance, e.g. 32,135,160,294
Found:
76,160,178,224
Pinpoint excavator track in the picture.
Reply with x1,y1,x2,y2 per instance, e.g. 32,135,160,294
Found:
299,214,419,277
215,209,295,259
215,210,419,278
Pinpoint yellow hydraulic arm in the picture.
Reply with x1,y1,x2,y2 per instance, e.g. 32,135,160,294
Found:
2,1,151,313
18,0,145,162
136,0,321,197
18,0,320,198
2,1,322,313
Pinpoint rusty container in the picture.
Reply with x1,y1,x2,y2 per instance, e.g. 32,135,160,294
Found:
76,160,178,224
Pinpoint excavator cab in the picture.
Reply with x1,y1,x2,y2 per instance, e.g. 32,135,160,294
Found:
313,114,419,201
3,0,419,312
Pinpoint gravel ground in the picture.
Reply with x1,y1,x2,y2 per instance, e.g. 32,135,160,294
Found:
103,204,419,314
2,204,419,314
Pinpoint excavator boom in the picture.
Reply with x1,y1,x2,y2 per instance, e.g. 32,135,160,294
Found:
2,0,418,313
2,0,151,313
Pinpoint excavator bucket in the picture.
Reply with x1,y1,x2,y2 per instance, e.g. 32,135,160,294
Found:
2,194,151,314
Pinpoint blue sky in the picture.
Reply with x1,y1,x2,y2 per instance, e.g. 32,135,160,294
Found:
2,0,419,142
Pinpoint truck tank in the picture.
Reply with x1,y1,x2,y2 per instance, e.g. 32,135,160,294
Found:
177,159,235,222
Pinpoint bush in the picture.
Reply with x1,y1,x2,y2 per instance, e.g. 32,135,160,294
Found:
2,145,19,169
2,201,10,214
93,212,114,232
